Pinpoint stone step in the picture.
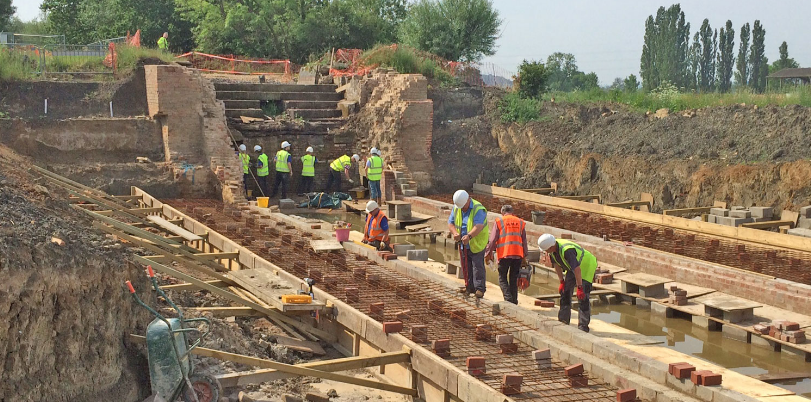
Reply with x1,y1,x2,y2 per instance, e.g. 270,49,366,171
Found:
403,189,418,197
287,109,343,120
283,100,339,110
225,108,264,118
216,91,344,102
223,100,260,109
214,83,337,92
400,183,411,191
396,178,409,185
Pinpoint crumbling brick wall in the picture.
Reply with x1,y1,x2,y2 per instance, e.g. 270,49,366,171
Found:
145,65,245,203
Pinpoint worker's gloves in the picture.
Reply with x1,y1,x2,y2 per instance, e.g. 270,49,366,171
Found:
348,179,355,184
361,239,368,244
558,281,565,294
576,286,586,300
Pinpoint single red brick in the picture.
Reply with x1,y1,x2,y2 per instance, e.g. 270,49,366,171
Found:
564,363,584,376
539,300,555,307
501,384,521,395
701,372,722,386
668,362,689,375
499,343,518,354
691,370,712,385
383,254,398,261
534,299,543,306
502,373,523,385
466,356,486,368
674,364,696,379
310,224,321,229
496,334,514,344
569,376,589,387
370,302,384,313
616,388,637,402
395,310,411,320
783,322,801,331
382,321,403,334
427,300,444,312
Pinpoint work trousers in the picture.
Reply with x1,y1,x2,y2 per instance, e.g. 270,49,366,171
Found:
271,171,289,199
558,269,593,332
256,175,268,197
243,173,250,196
325,169,342,193
459,245,486,294
498,258,521,304
299,176,314,194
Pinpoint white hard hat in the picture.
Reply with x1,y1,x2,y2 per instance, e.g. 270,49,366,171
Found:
370,147,379,155
254,145,262,152
352,154,360,161
452,190,469,208
239,144,246,151
365,200,379,213
538,234,557,251
306,146,314,153
281,141,291,149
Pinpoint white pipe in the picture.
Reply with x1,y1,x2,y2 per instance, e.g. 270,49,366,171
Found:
44,99,48,115
109,101,113,117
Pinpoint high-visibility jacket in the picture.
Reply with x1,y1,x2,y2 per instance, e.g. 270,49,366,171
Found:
367,156,383,181
331,155,351,172
257,153,269,176
494,215,526,259
551,239,597,283
301,154,315,177
453,198,489,254
365,211,389,243
157,37,168,50
239,153,250,174
275,150,291,172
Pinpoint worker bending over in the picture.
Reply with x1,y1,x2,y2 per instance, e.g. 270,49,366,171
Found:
538,234,597,332
362,200,391,251
448,190,489,298
484,205,528,304
238,144,251,197
366,147,384,206
299,146,317,195
326,154,360,193
157,32,169,51
254,145,268,197
271,141,292,199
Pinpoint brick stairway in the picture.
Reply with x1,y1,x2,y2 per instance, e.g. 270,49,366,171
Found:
214,83,344,121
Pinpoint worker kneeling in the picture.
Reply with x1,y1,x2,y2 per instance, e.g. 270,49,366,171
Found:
538,234,597,333
362,201,391,252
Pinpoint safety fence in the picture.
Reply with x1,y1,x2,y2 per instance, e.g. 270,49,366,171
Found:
176,52,293,80
1,43,117,76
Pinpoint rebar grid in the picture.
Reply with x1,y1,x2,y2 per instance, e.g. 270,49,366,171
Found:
426,194,811,284
166,199,620,401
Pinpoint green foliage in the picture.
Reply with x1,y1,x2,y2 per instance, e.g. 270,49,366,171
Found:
749,20,768,93
515,60,548,99
261,101,282,116
769,41,799,74
544,52,599,92
697,19,716,92
399,0,501,62
0,48,36,81
716,20,735,93
498,91,544,123
735,22,750,86
624,74,640,92
359,45,455,84
6,16,49,35
640,4,691,91
115,45,175,75
0,0,14,31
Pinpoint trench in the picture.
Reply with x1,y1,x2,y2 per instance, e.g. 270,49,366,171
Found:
298,208,811,399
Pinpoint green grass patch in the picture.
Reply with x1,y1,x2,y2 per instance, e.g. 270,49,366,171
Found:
359,45,457,86
498,91,546,123
0,48,38,81
115,45,175,75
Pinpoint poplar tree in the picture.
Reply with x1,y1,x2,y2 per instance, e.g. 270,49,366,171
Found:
734,22,750,87
716,20,735,92
749,20,767,92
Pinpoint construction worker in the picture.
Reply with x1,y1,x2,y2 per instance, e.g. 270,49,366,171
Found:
326,154,360,193
484,205,528,304
238,144,251,197
157,32,169,51
538,234,597,333
362,200,391,251
254,145,268,197
366,147,384,205
448,190,489,298
299,146,316,195
270,141,292,199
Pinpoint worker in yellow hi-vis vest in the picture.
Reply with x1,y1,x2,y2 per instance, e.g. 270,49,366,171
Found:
238,144,251,197
254,145,268,197
270,141,292,199
157,32,169,51
366,147,384,206
325,154,360,193
299,146,317,195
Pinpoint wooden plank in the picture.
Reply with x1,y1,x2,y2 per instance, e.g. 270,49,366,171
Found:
751,372,811,383
522,188,555,194
713,200,728,208
229,269,326,312
406,224,432,232
184,306,264,317
311,239,344,252
536,289,616,300
161,280,228,291
216,350,411,387
335,82,350,93
388,230,443,238
147,215,203,242
274,335,326,355
663,207,712,216
607,200,652,210
701,295,762,312
128,334,415,395
558,195,601,203
740,220,796,230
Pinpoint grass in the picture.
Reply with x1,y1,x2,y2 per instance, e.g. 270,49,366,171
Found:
115,45,175,75
358,45,457,86
498,91,546,123
0,47,38,81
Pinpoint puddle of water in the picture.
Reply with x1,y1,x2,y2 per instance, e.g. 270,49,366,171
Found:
293,209,811,398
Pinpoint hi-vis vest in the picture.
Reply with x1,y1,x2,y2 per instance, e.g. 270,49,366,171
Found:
257,153,269,176
331,155,351,172
365,211,389,243
495,215,526,259
239,153,250,174
367,156,383,181
551,239,597,283
301,155,315,177
453,199,489,254
275,150,291,172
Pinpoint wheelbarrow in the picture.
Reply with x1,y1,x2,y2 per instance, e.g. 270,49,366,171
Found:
126,265,222,402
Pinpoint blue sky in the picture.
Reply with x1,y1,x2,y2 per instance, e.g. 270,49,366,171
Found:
13,0,811,84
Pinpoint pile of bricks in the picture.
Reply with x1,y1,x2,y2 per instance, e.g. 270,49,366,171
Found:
668,362,722,386
594,267,613,284
376,250,398,261
669,285,688,306
759,321,806,343
707,206,773,227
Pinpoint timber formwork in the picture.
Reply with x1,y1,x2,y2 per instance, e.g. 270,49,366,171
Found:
167,199,619,401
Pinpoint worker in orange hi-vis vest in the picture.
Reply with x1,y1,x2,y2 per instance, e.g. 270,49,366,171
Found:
484,204,528,304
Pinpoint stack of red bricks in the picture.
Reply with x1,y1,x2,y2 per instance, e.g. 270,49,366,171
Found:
594,267,613,284
761,321,806,343
669,362,722,386
376,249,398,261
669,285,688,306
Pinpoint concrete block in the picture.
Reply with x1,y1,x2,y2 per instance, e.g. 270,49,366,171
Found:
692,315,721,330
635,298,651,309
800,205,811,218
666,372,696,394
393,243,416,256
403,189,417,197
731,205,746,210
710,208,729,216
279,198,296,209
406,249,428,261
798,218,811,230
651,302,672,317
787,228,811,238
749,207,774,218
729,210,751,218
707,214,717,224
456,265,465,279
445,262,457,275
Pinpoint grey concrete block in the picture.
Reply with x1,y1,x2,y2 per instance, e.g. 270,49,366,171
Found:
457,265,465,279
749,207,774,219
798,217,811,229
787,228,811,238
731,205,746,210
445,262,457,275
715,216,733,226
718,216,753,227
406,249,428,261
692,315,721,330
729,210,751,218
722,324,750,342
402,189,417,197
525,248,541,263
604,294,619,304
279,198,296,209
635,298,651,308
749,334,774,348
393,243,416,256
665,370,697,395
800,205,811,218
752,217,771,223
710,207,729,216
707,214,717,224
651,302,673,317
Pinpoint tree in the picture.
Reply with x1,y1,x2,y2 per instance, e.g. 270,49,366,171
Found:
515,59,548,99
735,22,750,86
639,4,691,91
697,19,715,92
399,0,501,62
624,74,640,92
640,15,657,90
769,41,799,73
610,77,625,91
0,0,14,32
749,20,767,92
716,20,735,92
544,52,599,92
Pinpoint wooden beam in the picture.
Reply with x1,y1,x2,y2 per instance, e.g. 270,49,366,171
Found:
521,188,555,194
113,194,143,201
184,306,264,317
535,289,616,300
216,351,412,387
147,215,202,241
739,220,796,230
558,195,602,203
129,334,415,395
607,200,652,209
663,207,712,216
160,280,228,291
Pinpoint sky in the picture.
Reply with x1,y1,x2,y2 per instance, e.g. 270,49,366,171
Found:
12,0,811,85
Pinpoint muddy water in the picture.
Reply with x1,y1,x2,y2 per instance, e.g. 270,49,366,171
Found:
294,210,811,398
